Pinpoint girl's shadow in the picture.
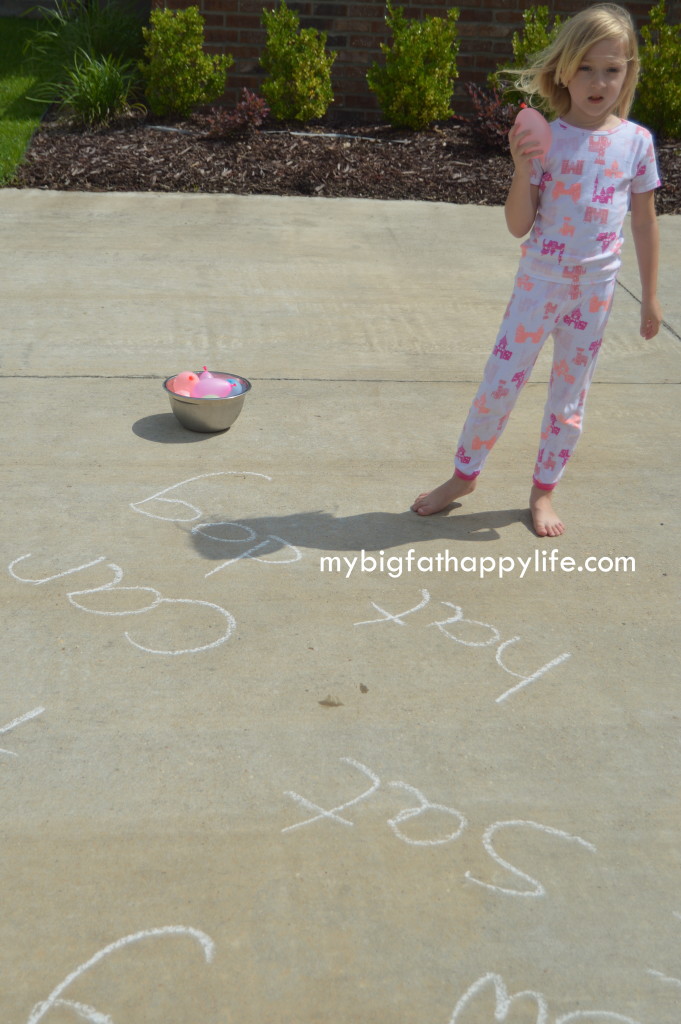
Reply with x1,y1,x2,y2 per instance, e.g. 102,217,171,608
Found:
188,506,533,563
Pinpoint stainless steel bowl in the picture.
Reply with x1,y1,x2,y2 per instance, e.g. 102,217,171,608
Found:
163,371,251,432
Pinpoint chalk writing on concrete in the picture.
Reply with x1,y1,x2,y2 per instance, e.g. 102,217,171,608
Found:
646,911,681,988
131,472,304,576
0,706,44,758
48,998,112,1022
464,819,596,897
129,471,272,522
8,555,109,585
387,781,467,847
8,554,236,656
191,521,302,578
353,588,432,627
355,589,571,703
647,969,681,986
26,925,215,1024
282,757,380,832
447,972,643,1023
448,973,548,1024
282,758,595,897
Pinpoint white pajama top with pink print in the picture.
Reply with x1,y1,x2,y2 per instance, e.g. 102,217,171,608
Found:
522,117,661,284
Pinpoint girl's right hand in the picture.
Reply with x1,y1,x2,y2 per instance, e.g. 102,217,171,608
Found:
508,126,543,174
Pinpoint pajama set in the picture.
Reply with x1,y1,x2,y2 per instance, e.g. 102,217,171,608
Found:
455,118,661,490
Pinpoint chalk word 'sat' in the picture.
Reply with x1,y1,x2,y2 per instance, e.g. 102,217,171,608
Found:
283,758,595,898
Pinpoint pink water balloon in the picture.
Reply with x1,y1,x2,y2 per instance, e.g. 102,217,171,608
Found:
191,376,235,398
170,371,199,393
514,106,552,159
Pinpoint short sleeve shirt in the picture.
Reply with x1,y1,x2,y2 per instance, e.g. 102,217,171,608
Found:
519,118,661,284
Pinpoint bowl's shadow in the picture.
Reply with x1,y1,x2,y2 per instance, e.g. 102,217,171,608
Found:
132,413,228,443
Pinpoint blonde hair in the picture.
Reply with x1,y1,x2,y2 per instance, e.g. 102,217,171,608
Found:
511,3,640,118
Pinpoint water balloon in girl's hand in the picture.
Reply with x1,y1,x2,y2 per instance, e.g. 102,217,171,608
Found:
514,106,552,159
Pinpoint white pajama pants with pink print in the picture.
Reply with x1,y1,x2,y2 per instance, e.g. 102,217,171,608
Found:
454,272,617,491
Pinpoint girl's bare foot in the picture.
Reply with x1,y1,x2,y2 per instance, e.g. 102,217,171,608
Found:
412,475,476,516
530,485,565,537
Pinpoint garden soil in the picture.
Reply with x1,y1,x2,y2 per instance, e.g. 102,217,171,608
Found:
13,112,681,213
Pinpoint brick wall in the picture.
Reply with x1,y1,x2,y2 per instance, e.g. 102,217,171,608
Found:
157,0,681,120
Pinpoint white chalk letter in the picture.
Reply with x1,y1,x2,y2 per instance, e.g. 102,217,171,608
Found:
130,471,272,522
26,926,215,1024
495,637,571,703
354,589,430,627
387,781,467,846
464,819,596,897
448,972,549,1024
429,602,501,647
283,758,380,833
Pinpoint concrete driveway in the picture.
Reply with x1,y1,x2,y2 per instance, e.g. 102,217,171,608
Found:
1,189,679,1023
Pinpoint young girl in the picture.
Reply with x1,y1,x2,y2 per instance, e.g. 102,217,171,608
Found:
412,3,662,536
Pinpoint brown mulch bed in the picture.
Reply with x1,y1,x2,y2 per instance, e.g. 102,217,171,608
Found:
11,109,681,213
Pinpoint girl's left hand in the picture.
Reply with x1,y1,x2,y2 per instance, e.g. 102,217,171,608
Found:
640,297,663,339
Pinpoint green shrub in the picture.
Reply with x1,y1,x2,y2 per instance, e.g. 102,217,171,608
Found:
139,6,232,118
26,0,145,76
632,0,681,140
260,1,336,121
367,2,459,131
53,49,137,126
488,5,561,107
